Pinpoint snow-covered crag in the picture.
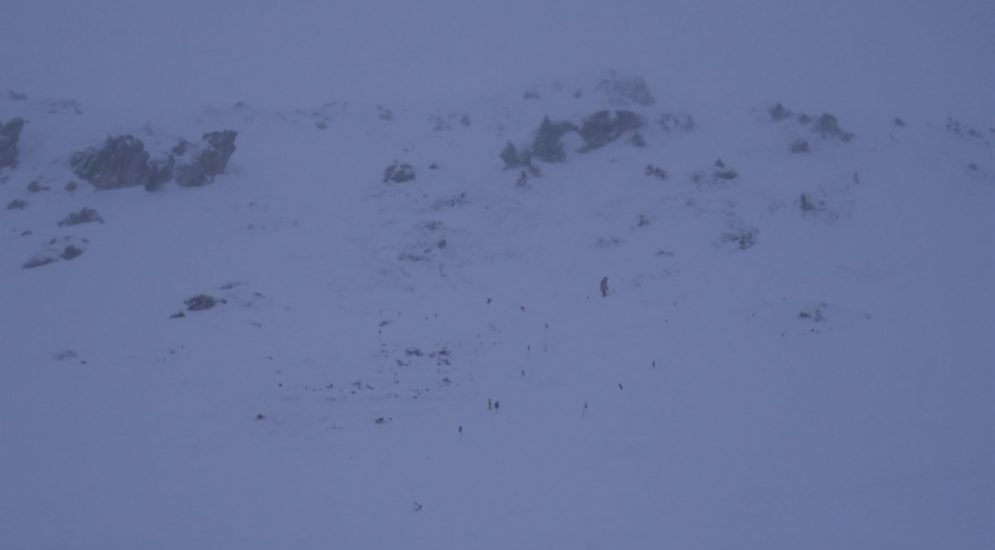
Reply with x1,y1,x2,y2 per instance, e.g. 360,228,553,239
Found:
70,130,237,191
1,72,992,550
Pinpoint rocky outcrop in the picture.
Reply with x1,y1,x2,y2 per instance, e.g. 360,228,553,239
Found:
174,131,238,187
58,207,104,226
0,117,25,169
383,161,416,183
500,110,644,167
500,142,531,170
768,103,794,122
185,294,219,311
810,114,854,143
22,256,57,269
70,136,156,190
531,117,577,163
578,110,642,151
768,102,854,143
595,74,655,107
60,245,84,260
71,130,237,190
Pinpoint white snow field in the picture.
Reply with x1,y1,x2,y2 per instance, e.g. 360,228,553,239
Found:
1,2,993,549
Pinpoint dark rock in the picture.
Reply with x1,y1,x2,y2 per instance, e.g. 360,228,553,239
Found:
169,311,186,319
0,117,25,169
769,103,793,121
515,170,530,188
946,117,985,139
60,245,84,260
26,180,49,193
7,90,28,101
22,256,56,269
712,159,738,180
893,117,906,127
800,193,817,212
799,193,830,216
171,140,193,156
811,114,854,142
531,116,577,163
790,139,810,153
714,168,738,180
723,227,758,250
65,181,78,192
174,130,237,187
6,199,27,210
71,135,152,189
383,161,416,183
644,164,668,180
73,131,235,191
657,113,695,132
144,156,175,191
797,114,814,125
595,74,655,106
58,208,103,226
628,133,646,147
431,113,469,131
501,141,532,170
578,110,642,151
500,141,531,170
184,294,219,311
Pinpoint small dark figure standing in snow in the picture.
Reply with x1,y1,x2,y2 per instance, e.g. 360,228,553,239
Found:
600,276,609,297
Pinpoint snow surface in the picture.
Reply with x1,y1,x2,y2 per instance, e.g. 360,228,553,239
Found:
1,3,994,549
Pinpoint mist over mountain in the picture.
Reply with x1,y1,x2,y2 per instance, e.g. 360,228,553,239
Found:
3,0,992,118
1,2,993,550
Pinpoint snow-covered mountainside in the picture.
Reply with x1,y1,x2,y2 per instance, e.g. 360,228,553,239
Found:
1,70,993,549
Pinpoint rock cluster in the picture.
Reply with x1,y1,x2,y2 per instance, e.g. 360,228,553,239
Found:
501,110,644,168
71,131,237,191
768,103,854,143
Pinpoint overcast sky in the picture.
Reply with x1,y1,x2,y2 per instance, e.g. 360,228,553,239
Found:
2,0,992,118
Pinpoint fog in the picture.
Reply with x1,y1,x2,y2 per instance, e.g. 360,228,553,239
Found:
3,0,992,117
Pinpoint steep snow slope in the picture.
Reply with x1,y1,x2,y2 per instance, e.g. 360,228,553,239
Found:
1,75,993,550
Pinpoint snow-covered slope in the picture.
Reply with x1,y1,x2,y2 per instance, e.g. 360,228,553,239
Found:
1,70,993,549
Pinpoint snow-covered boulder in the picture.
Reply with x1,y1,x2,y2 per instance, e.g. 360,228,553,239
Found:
174,131,238,188
383,161,416,183
578,110,642,151
70,135,159,190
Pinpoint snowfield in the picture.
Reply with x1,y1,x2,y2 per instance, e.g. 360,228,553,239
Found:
1,57,993,550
